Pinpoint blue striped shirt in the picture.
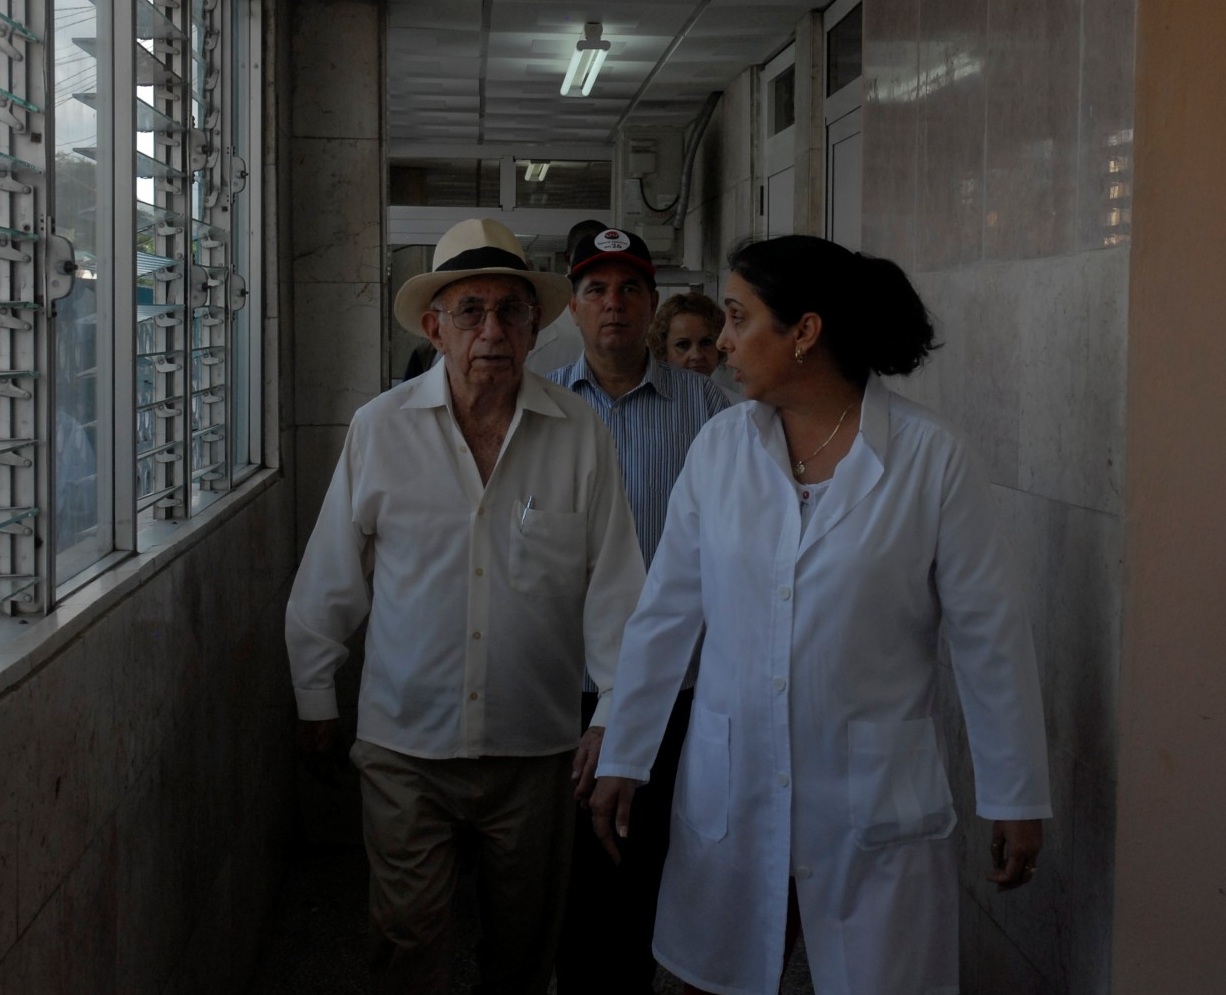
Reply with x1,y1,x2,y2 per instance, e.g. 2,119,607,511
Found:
549,352,729,691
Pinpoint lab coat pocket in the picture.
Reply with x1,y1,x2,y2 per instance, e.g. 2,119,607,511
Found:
509,503,585,593
676,704,730,842
847,718,956,849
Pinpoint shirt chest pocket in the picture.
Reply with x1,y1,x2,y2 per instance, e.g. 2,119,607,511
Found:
509,504,586,593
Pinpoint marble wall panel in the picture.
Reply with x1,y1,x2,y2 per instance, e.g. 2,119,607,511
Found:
57,819,118,994
1016,248,1128,514
916,0,987,270
0,482,297,991
0,885,67,994
13,628,118,938
291,0,382,141
863,0,920,266
959,869,1055,995
983,0,1080,261
290,137,384,286
1041,502,1121,774
114,743,189,992
294,425,353,556
0,708,15,960
292,280,383,427
906,266,1023,488
1078,0,1136,252
1067,756,1115,994
988,485,1054,686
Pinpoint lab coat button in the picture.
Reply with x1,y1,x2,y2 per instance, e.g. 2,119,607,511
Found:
775,772,789,787
773,676,787,691
472,631,482,640
777,586,792,600
795,865,812,879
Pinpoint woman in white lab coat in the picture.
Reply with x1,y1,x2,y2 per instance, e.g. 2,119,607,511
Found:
591,236,1051,995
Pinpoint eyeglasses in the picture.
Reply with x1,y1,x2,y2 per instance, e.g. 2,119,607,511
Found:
434,301,538,331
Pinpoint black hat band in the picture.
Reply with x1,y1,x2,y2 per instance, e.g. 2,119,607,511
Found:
437,247,529,273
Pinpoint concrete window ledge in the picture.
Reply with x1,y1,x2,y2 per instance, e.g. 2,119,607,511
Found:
0,467,284,695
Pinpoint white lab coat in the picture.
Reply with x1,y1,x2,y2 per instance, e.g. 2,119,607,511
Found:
597,375,1051,995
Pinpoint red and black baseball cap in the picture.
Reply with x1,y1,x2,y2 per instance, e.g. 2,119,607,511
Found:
568,227,657,285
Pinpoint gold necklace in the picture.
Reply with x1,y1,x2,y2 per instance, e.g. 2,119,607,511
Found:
791,399,856,478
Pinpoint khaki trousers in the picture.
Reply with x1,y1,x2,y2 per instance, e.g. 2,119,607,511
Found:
350,740,574,995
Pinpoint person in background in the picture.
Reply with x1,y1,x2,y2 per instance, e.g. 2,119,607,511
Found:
287,217,645,995
522,219,607,375
647,291,742,401
548,228,729,995
592,234,1051,995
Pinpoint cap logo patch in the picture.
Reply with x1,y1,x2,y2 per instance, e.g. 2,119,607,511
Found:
595,229,631,252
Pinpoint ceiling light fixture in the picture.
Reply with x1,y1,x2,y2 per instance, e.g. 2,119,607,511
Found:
561,22,610,97
524,161,551,182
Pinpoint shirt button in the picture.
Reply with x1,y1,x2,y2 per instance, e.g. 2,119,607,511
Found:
773,676,787,691
776,772,789,787
475,567,484,577
459,445,468,454
478,507,485,516
778,586,792,600
469,692,479,701
795,865,812,879
472,631,482,640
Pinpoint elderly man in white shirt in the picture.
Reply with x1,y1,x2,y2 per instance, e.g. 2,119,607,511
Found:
286,218,645,995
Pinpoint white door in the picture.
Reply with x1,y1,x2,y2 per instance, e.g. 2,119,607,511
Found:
763,44,796,237
823,0,863,249
827,108,862,250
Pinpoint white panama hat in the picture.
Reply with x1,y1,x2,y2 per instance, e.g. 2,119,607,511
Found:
393,218,572,333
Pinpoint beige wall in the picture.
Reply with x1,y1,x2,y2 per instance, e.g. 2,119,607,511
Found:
1114,1,1226,991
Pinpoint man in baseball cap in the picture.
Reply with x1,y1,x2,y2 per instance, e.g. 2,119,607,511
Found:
288,217,645,994
549,229,729,994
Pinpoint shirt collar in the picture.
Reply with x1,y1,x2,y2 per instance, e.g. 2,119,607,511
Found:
399,358,567,419
747,372,891,466
560,349,669,401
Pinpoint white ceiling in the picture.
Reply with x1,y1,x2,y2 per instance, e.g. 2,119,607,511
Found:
387,1,827,153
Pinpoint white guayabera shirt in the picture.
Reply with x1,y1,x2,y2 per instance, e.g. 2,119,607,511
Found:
287,362,645,758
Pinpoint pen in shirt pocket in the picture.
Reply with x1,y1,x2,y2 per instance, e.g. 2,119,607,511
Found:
520,494,535,533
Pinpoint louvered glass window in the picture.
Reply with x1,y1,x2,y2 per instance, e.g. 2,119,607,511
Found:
0,0,262,616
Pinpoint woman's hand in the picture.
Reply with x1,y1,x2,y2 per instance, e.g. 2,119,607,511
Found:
986,819,1044,891
589,776,641,864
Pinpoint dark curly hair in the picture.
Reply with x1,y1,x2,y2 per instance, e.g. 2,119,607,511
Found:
726,235,939,383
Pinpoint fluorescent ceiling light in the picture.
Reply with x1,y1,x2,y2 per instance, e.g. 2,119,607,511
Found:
561,22,610,97
524,161,551,182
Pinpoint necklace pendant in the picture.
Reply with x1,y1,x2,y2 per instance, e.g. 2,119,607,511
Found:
792,460,805,478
